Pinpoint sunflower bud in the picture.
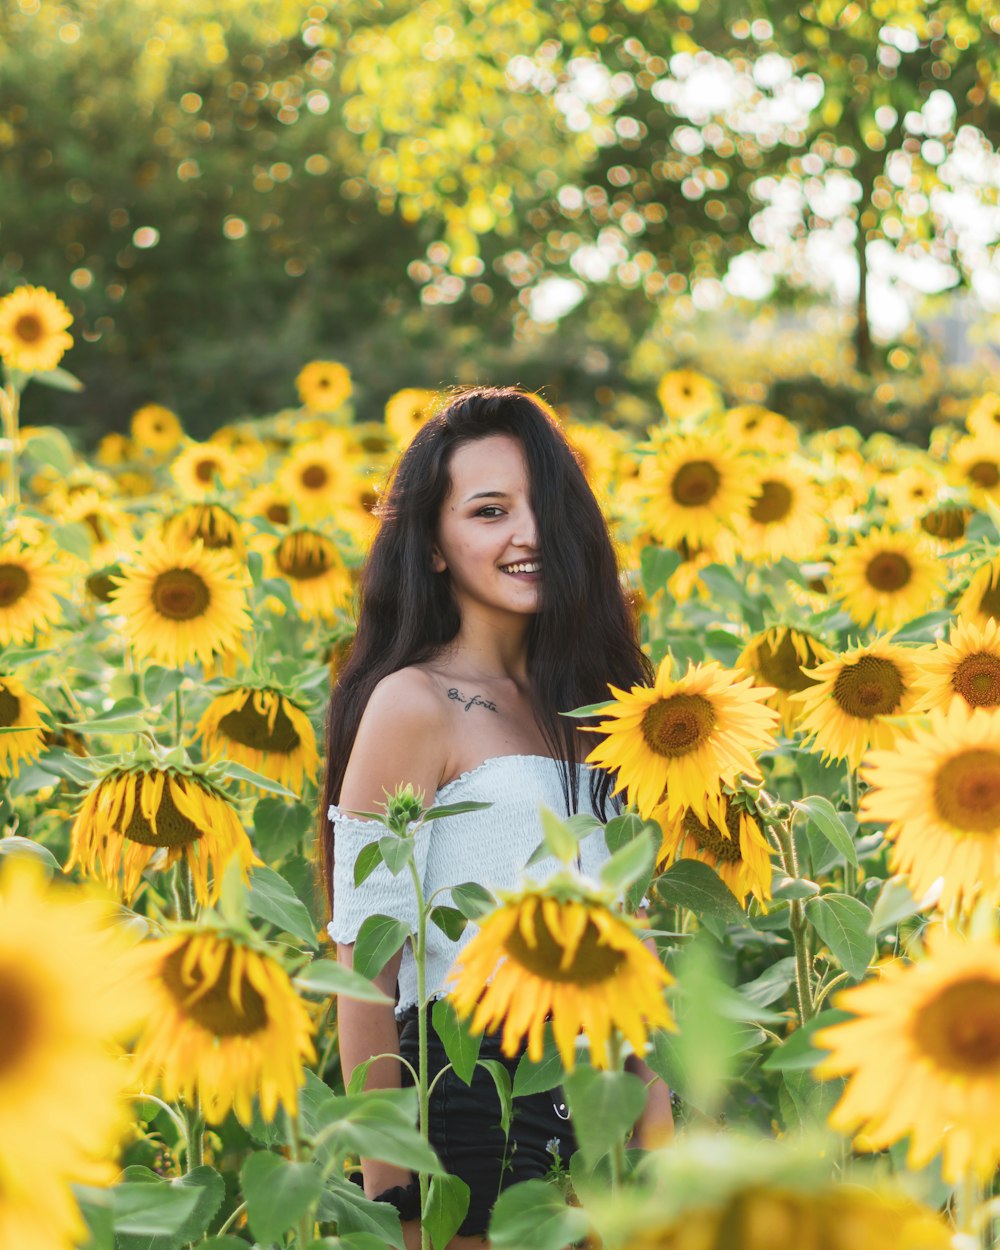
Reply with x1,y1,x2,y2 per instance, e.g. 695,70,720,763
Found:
385,783,424,833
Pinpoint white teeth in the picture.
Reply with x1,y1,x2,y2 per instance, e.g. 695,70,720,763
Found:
502,561,541,574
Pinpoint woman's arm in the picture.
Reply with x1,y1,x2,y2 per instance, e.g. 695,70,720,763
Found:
332,669,450,1197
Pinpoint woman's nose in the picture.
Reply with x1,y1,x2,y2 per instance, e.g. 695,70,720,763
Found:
512,507,539,549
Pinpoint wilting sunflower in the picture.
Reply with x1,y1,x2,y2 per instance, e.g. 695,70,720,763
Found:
0,537,68,644
637,432,756,549
132,927,316,1124
197,686,319,792
816,926,1000,1182
109,535,252,667
0,857,143,1250
273,528,351,619
966,391,1000,440
791,639,921,770
0,284,73,373
277,434,358,521
0,675,49,777
131,404,183,455
721,404,799,454
653,790,773,907
170,442,242,498
295,359,352,412
860,701,1000,914
914,616,1000,713
655,369,720,421
918,502,970,546
951,435,1000,508
829,527,944,633
956,553,1000,629
737,627,835,735
585,658,779,821
736,463,827,563
384,387,440,447
162,502,246,561
66,765,261,904
448,883,674,1069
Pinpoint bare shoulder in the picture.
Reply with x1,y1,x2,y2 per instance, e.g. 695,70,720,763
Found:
339,666,451,811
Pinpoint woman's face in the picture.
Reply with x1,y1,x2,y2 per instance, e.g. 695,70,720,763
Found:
433,434,542,619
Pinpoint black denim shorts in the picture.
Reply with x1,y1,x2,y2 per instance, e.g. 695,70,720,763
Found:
395,1004,576,1237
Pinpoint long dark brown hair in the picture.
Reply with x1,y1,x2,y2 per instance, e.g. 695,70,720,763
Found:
319,387,652,908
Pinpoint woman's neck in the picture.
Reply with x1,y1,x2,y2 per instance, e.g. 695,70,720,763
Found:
438,607,531,681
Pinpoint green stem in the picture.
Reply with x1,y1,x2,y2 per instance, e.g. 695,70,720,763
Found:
286,1109,314,1248
607,1031,627,1191
408,853,430,1250
956,1168,980,1242
174,684,184,746
777,821,814,1026
182,1097,204,1172
216,1200,247,1238
174,859,196,922
844,770,860,896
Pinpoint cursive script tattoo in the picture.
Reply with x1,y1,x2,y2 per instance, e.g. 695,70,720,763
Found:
448,688,498,714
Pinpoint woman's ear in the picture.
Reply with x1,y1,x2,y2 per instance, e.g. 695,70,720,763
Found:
431,547,447,573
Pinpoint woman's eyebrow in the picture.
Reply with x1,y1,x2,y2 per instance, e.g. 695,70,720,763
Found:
464,489,510,502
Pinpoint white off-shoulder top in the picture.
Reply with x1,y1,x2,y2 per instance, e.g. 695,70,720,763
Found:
327,754,611,1016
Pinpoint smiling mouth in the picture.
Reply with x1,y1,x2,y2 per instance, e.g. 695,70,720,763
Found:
500,560,542,575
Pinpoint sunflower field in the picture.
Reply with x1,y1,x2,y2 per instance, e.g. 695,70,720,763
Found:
5,282,1000,1250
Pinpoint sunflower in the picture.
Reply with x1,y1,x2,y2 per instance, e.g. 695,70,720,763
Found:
276,434,358,522
879,464,942,522
55,488,133,563
860,701,1000,914
0,537,68,645
384,387,440,447
653,790,773,906
66,765,261,905
956,553,1000,629
737,627,836,734
209,424,268,473
197,687,319,792
914,616,1000,714
273,528,351,620
85,562,122,604
565,422,627,499
966,391,1000,441
722,404,799,454
951,435,1000,508
0,285,73,373
132,927,316,1124
170,442,242,498
637,432,756,549
585,658,779,821
94,432,132,467
162,503,246,561
918,502,970,546
448,883,674,1069
829,527,944,633
655,369,720,421
0,675,49,777
130,404,183,455
736,462,827,563
0,857,143,1250
295,360,352,412
109,535,252,668
790,639,921,771
244,483,294,529
816,926,1000,1182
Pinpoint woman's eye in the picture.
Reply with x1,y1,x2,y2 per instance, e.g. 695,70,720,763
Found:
476,505,504,518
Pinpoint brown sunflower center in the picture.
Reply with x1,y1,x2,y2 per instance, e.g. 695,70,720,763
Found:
920,507,967,541
932,748,1000,832
0,564,29,607
86,569,119,603
187,507,238,550
951,654,1000,708
152,568,211,621
671,460,720,509
864,551,912,593
0,967,37,1075
978,579,1000,623
217,693,301,753
123,774,204,848
503,907,625,985
749,480,794,525
301,464,328,490
161,942,269,1036
641,693,717,758
276,533,334,580
0,684,20,728
682,803,743,863
914,978,1000,1074
831,655,905,720
969,461,1000,490
755,631,819,693
83,512,107,543
195,457,219,484
13,313,43,344
266,503,291,526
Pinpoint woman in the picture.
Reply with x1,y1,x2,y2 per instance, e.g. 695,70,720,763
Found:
321,387,672,1248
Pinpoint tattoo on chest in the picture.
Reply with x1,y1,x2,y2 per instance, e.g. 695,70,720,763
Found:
448,688,498,714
